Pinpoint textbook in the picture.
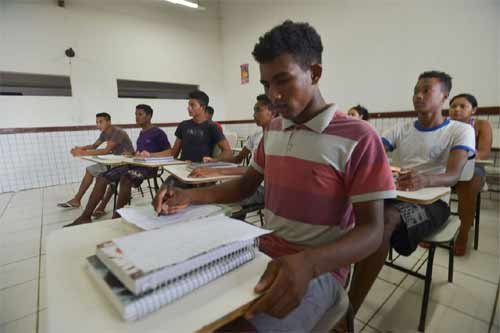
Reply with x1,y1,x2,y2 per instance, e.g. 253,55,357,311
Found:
133,156,176,163
87,247,256,321
95,215,270,296
187,162,239,170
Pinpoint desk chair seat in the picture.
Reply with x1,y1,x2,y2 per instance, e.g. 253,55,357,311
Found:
385,216,460,332
312,286,354,333
232,203,265,226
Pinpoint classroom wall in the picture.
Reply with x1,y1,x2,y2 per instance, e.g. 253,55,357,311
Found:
0,0,225,127
218,0,500,119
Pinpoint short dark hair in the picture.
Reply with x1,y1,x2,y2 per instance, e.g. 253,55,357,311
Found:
252,20,323,69
256,94,272,108
136,104,153,117
96,112,111,121
450,93,478,108
418,71,452,94
351,104,369,120
188,90,209,108
206,106,214,116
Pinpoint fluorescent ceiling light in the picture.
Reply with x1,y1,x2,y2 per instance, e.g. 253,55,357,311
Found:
165,0,198,9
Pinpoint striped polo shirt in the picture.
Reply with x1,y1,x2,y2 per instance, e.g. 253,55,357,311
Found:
251,104,395,284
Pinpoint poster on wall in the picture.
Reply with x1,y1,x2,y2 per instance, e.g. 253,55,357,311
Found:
240,64,249,84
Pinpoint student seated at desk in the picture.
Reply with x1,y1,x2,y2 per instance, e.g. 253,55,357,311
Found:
142,90,232,163
65,104,170,227
347,71,476,322
205,106,223,133
191,94,275,208
57,112,133,217
347,104,370,121
449,93,492,255
154,20,395,332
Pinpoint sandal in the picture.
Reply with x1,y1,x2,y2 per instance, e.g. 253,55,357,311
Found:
57,201,80,209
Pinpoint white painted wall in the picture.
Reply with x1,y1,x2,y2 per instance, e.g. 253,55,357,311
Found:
219,0,500,119
0,0,225,128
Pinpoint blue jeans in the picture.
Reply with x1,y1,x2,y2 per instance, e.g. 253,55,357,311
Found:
250,273,341,332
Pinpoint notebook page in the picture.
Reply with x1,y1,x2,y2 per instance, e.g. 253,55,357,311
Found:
113,215,270,272
116,205,225,230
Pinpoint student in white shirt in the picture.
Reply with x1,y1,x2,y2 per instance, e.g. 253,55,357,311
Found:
347,71,475,322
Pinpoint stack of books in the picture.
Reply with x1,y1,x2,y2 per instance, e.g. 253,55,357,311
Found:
187,162,238,170
133,156,177,164
85,215,270,321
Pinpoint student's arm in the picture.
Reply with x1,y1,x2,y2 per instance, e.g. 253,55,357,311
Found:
204,147,251,164
398,149,469,190
143,139,180,158
153,167,263,214
189,166,248,178
476,120,492,160
70,139,102,155
245,199,384,319
213,138,233,161
72,141,119,156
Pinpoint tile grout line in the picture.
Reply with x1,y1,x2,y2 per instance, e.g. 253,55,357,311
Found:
0,192,15,220
361,249,428,331
35,189,45,333
433,261,499,286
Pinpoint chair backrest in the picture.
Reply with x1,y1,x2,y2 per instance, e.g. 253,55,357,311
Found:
492,128,500,150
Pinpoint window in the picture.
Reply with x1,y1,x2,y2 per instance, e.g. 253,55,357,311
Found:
0,71,72,96
117,79,198,99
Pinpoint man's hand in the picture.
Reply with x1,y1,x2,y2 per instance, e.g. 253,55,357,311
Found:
153,185,191,215
203,156,217,163
244,251,316,320
189,168,221,178
397,168,428,191
136,151,151,157
71,148,86,157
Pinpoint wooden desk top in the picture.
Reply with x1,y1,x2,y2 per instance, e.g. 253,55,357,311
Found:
164,164,242,184
46,220,269,333
395,187,451,205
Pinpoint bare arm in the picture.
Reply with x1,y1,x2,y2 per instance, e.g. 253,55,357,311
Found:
398,149,469,190
245,199,384,319
214,138,233,161
153,167,263,214
207,147,251,164
189,166,248,178
476,120,492,160
71,140,118,156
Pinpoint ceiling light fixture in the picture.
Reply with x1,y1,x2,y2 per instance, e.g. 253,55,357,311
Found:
165,0,198,9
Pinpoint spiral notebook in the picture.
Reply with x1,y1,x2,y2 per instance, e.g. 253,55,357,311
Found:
87,246,256,321
95,215,271,295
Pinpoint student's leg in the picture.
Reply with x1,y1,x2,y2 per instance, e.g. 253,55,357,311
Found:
454,175,483,256
64,176,110,227
93,185,114,217
249,273,341,332
348,203,402,315
112,175,134,219
63,164,107,207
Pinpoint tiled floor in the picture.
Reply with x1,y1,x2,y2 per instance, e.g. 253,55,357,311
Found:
0,184,499,332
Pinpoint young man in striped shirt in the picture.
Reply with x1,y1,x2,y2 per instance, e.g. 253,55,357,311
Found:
154,20,395,331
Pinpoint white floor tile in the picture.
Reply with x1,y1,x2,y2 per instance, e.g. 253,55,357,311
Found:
0,239,40,267
434,247,499,284
356,279,397,323
39,277,47,310
400,264,497,324
0,313,36,333
0,257,39,290
0,216,41,234
38,309,48,333
0,280,38,325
